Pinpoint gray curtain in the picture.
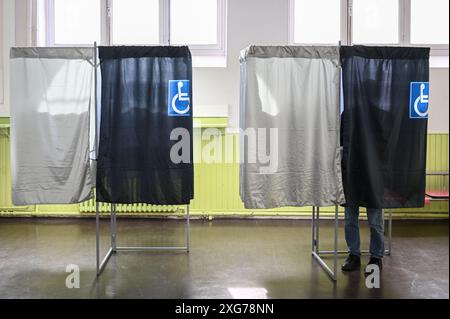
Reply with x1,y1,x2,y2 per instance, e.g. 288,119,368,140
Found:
239,46,344,209
10,47,94,205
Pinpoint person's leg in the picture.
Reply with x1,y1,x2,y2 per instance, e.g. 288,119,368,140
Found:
342,206,361,271
344,206,361,256
366,208,385,259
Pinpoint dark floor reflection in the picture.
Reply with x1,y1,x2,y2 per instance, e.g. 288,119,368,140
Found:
0,218,448,299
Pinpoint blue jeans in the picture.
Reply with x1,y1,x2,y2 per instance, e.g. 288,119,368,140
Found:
344,206,385,259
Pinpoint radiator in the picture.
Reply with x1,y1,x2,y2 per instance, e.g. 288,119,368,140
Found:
1,124,448,215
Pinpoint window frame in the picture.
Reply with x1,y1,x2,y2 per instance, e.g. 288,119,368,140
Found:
45,0,227,57
289,0,449,56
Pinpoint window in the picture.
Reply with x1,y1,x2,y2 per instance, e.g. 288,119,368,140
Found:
291,0,341,45
49,0,101,45
410,0,449,45
111,0,160,45
43,0,227,58
289,0,449,56
352,0,399,44
170,0,218,45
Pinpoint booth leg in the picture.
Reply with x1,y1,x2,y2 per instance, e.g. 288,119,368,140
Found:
333,205,339,280
95,201,100,276
386,209,392,256
316,207,320,253
311,205,338,282
111,204,117,253
311,206,316,252
96,202,113,277
186,204,190,253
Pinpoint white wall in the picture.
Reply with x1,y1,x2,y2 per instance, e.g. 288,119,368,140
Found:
1,0,449,132
0,0,15,116
0,0,3,106
429,68,449,132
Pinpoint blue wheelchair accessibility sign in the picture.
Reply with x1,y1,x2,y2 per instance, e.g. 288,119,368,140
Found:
168,80,191,116
410,82,429,119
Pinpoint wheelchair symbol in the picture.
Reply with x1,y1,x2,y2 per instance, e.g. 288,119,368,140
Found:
410,82,429,119
168,80,190,116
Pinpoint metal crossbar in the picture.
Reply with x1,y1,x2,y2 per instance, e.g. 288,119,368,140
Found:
95,203,190,276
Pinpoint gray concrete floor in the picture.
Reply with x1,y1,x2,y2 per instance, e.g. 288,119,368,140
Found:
0,218,448,299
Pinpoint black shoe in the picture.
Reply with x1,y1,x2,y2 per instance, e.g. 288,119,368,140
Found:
364,257,383,276
341,254,361,272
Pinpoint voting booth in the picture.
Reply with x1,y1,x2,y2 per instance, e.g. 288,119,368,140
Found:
340,46,430,209
239,45,344,209
96,46,194,205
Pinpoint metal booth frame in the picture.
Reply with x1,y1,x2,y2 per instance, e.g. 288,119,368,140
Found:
95,203,191,276
311,206,392,282
311,43,393,282
91,43,190,277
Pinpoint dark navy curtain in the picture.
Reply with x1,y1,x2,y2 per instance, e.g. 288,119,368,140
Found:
96,46,194,204
341,46,430,208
